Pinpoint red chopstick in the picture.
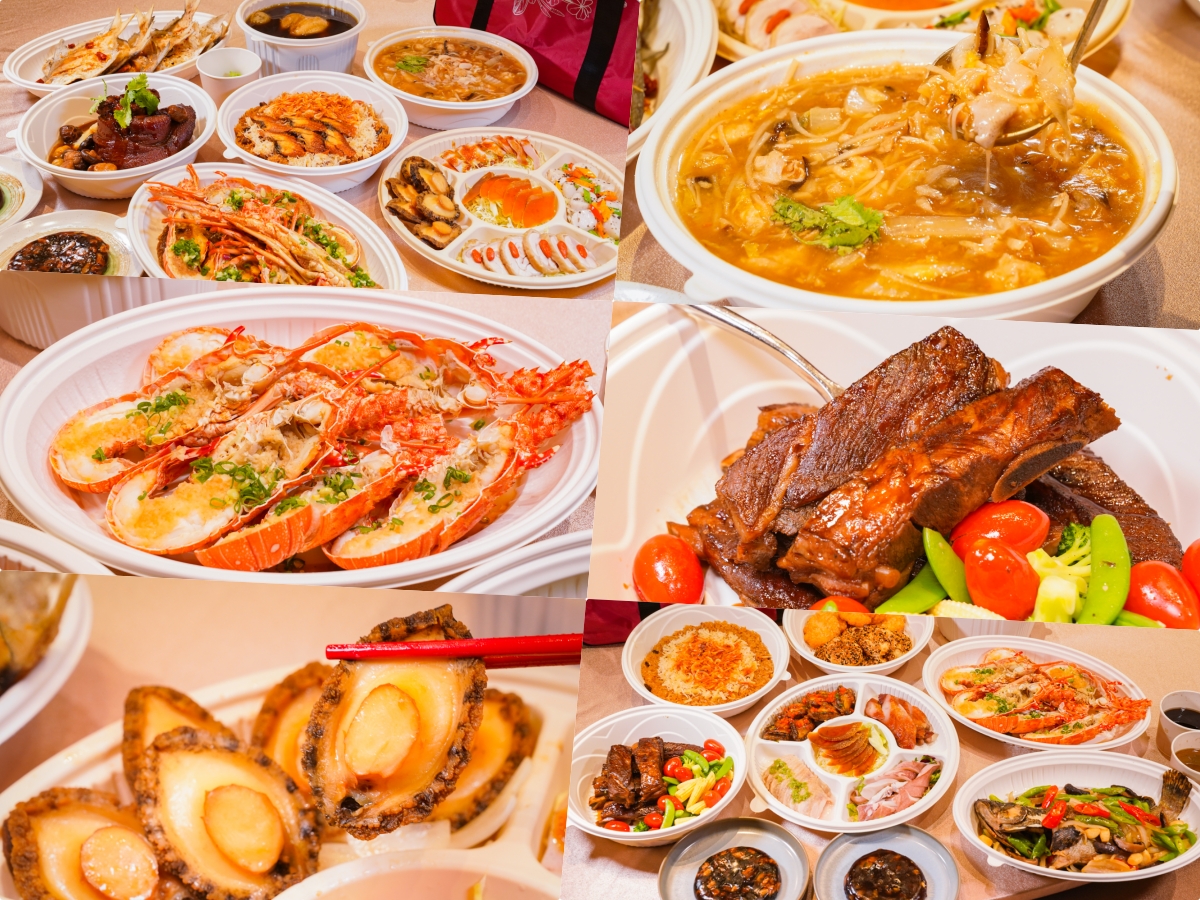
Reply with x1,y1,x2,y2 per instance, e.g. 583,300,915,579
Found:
325,633,583,669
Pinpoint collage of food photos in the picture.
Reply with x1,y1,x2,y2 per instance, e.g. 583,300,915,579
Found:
2,0,1200,896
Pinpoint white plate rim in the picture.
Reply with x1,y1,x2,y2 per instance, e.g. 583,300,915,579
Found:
0,157,44,229
812,823,959,900
436,529,591,597
0,288,603,587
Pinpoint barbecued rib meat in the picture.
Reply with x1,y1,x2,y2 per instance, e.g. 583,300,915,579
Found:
716,327,1007,544
633,737,667,802
721,402,822,469
1024,450,1183,566
778,367,1121,605
595,743,635,809
671,502,823,609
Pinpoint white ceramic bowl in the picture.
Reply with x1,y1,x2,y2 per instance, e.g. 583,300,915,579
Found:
783,610,934,676
3,10,230,98
935,616,1036,641
364,27,538,131
0,156,44,230
812,825,958,900
953,750,1200,882
568,705,747,847
622,604,791,717
235,0,366,75
743,672,959,834
0,289,602,587
438,530,591,598
13,73,217,200
124,162,407,290
217,70,407,192
629,0,718,162
1159,690,1200,748
588,306,1200,603
0,211,140,278
636,29,1176,321
1171,731,1200,784
196,46,262,106
658,817,810,900
922,635,1150,750
0,521,111,575
0,572,94,747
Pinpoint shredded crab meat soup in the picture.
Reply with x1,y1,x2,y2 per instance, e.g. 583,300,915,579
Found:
674,52,1143,300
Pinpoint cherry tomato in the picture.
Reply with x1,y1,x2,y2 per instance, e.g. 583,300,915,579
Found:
1183,539,1200,599
658,795,683,813
664,757,685,778
962,538,1039,620
1124,561,1200,630
714,776,732,798
632,534,704,604
816,597,872,614
701,749,722,763
603,820,631,832
950,500,1050,559
703,739,726,758
643,812,664,830
701,790,722,808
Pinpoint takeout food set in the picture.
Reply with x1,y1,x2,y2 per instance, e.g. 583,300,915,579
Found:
0,604,575,900
0,1,623,310
569,602,1199,894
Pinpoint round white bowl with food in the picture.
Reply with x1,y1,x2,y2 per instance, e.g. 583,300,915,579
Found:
235,0,366,75
782,610,934,676
568,705,748,847
622,604,791,717
365,27,538,131
636,29,1175,321
217,70,407,192
13,72,217,200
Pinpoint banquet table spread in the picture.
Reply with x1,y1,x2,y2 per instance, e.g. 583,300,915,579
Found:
618,0,1200,328
0,0,628,299
563,622,1200,900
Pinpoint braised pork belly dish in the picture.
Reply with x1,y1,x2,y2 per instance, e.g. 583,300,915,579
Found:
675,31,1142,299
48,323,593,573
669,327,1182,610
0,607,541,900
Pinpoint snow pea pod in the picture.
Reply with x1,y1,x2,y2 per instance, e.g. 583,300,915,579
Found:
1114,609,1164,627
924,528,971,605
1076,515,1131,625
875,561,947,614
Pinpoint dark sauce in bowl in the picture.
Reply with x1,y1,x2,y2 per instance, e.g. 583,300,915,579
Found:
244,4,357,39
1166,708,1200,730
8,232,110,274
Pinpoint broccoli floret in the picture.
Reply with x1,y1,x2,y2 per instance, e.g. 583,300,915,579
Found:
1026,523,1092,622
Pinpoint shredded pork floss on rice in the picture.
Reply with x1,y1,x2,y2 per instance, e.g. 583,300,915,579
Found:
675,32,1143,301
642,622,773,705
235,91,391,167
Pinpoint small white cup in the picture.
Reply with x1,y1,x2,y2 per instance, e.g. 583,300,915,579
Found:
1170,731,1200,784
1159,690,1200,752
197,47,262,106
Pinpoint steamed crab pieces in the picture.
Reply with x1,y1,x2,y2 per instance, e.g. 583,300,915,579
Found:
105,396,336,555
303,607,487,839
3,788,165,900
136,729,319,900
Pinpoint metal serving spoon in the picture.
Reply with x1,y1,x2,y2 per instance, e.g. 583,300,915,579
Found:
933,0,1109,146
683,303,845,402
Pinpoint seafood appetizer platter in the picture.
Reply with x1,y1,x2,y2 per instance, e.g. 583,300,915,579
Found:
592,307,1200,619
0,606,574,900
954,750,1198,881
744,674,959,834
923,637,1151,750
0,290,602,586
125,163,405,289
3,1,231,97
711,0,1128,62
0,573,92,748
379,129,621,290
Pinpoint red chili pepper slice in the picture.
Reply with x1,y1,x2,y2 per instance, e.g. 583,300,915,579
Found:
1071,802,1110,818
1117,800,1161,825
1042,799,1068,829
1041,786,1059,809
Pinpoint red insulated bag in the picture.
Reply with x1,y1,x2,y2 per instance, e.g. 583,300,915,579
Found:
433,0,638,127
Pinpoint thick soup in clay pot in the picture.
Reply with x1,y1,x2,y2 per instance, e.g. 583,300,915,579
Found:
674,54,1144,301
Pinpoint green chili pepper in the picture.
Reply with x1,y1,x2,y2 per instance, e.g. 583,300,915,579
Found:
1114,609,1165,627
923,527,972,605
875,560,947,614
1018,785,1053,799
1005,834,1039,859
1073,814,1115,829
1076,514,1131,624
1030,832,1050,860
